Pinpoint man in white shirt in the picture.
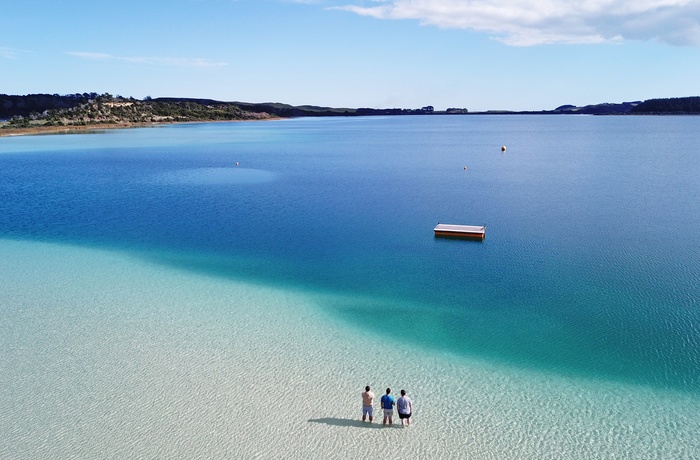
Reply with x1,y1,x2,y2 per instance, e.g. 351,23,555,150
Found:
396,389,413,427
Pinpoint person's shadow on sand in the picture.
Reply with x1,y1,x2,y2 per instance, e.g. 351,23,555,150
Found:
308,418,398,429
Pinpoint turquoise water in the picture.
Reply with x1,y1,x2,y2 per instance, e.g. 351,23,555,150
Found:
1,115,699,392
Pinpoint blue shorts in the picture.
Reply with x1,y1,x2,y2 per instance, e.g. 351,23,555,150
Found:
362,405,373,417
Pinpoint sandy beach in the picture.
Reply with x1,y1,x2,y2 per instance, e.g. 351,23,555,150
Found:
0,122,164,137
0,117,280,137
2,239,699,459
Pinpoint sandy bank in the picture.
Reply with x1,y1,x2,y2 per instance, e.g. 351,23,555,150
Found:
0,122,160,137
0,118,281,138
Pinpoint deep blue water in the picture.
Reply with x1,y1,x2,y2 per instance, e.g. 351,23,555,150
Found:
1,116,699,391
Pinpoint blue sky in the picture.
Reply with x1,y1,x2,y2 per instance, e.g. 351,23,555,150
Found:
2,0,699,111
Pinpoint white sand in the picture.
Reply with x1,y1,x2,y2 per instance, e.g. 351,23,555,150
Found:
1,239,699,459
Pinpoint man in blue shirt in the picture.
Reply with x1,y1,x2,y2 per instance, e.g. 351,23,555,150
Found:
380,388,395,426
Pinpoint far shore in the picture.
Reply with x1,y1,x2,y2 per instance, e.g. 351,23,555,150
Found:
0,118,281,138
0,122,164,138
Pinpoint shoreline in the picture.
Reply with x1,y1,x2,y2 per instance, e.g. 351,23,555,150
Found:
0,118,282,138
0,122,163,137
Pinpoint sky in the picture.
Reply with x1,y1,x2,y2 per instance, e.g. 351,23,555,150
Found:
2,0,700,111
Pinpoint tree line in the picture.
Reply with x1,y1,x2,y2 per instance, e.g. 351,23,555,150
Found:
631,97,700,114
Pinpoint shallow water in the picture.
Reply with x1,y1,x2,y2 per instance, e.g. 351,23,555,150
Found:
1,239,699,459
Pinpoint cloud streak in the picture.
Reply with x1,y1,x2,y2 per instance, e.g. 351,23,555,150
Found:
0,47,20,59
66,51,228,67
333,0,700,46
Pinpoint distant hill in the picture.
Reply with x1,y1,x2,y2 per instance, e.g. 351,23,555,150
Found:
631,97,700,114
3,94,700,130
552,101,641,115
0,94,446,128
229,101,356,117
551,97,700,115
0,93,275,128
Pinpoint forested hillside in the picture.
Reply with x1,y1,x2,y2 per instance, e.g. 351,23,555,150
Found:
1,93,274,128
631,97,700,114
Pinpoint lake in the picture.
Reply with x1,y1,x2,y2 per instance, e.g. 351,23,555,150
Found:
1,115,699,458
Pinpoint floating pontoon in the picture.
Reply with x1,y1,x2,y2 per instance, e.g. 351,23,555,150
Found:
434,223,486,240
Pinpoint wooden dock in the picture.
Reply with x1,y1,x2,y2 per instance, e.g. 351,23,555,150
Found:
434,223,486,240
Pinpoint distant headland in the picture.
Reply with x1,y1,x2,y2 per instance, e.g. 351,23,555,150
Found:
2,93,700,136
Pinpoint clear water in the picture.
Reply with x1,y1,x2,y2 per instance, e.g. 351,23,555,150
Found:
1,115,699,395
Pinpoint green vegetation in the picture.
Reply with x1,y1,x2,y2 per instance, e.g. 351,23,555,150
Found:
631,97,700,114
1,93,274,129
0,93,452,127
3,93,700,131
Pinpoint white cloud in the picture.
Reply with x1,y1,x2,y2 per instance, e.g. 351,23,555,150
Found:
0,47,20,59
68,52,113,60
332,0,700,46
66,51,228,67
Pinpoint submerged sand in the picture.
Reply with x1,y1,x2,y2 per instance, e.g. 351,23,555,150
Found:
1,239,698,459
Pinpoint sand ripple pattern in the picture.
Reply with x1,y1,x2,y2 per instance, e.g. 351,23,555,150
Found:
1,240,699,459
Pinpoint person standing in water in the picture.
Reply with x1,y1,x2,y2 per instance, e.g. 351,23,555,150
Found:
361,386,374,423
380,388,395,425
396,389,413,427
